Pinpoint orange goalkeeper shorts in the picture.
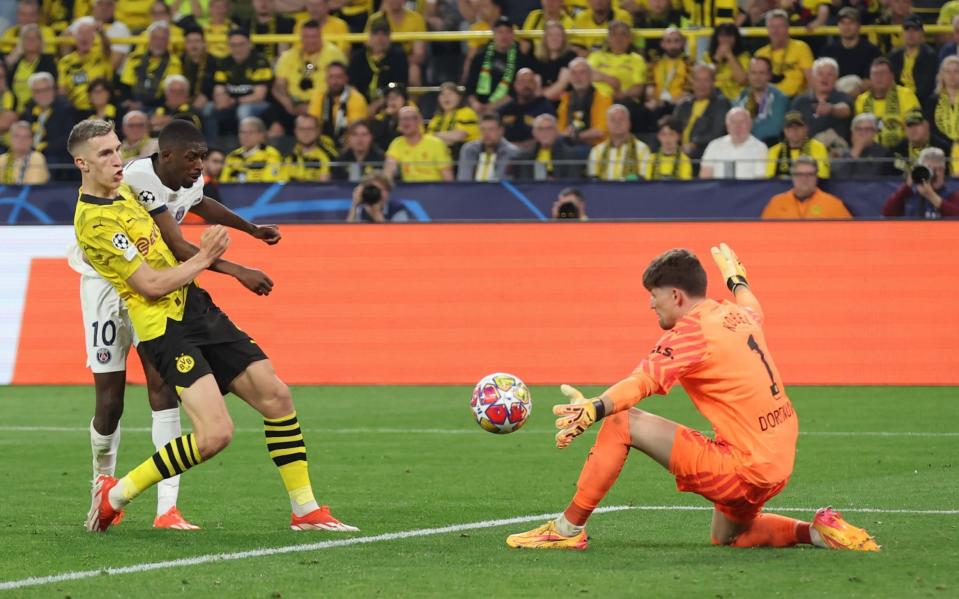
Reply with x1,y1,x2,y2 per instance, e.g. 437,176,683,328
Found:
668,426,788,524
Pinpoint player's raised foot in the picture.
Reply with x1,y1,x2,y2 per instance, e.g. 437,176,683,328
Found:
812,507,880,552
154,506,201,530
506,521,588,550
85,474,121,532
290,506,359,532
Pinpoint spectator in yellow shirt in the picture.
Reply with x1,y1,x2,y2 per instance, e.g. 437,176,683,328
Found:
586,20,646,104
282,114,331,182
0,120,49,184
766,111,830,179
294,0,351,55
570,0,633,55
703,22,749,101
220,116,284,182
366,0,426,85
854,57,920,148
762,155,852,219
647,27,691,112
58,17,114,112
118,21,183,111
384,106,454,182
0,0,58,56
427,81,480,150
273,20,347,136
755,9,813,98
645,115,693,180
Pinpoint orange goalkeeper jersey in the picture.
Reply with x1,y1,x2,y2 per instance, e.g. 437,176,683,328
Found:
605,297,798,486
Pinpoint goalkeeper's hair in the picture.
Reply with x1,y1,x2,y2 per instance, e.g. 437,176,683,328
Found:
642,249,707,297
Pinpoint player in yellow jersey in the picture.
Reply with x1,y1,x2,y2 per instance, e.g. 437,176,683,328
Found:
507,245,878,552
70,119,357,533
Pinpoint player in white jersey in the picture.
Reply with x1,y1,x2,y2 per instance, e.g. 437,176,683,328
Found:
70,119,280,529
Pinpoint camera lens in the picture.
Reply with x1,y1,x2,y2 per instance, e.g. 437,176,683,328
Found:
361,184,382,205
299,77,314,91
911,164,931,184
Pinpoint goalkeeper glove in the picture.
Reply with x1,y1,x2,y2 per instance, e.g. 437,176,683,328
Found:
553,384,607,449
710,242,749,292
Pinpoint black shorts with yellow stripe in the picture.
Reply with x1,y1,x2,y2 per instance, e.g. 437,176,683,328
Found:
139,285,268,395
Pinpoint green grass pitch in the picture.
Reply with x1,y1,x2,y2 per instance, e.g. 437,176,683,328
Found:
1,385,956,598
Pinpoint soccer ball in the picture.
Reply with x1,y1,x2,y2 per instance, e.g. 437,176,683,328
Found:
470,372,532,434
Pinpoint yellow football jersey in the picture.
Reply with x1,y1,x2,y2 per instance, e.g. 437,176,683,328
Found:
74,183,187,342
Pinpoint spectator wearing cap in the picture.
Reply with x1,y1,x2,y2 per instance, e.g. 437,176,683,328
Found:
734,57,789,147
892,109,952,175
514,113,583,180
210,29,273,137
243,0,295,64
889,15,937,102
370,83,408,151
820,7,882,81
755,9,814,98
790,57,854,142
673,62,730,162
767,111,830,179
498,67,556,149
273,19,347,137
855,57,920,149
348,18,408,106
832,113,896,179
927,56,959,172
457,113,520,181
308,62,368,158
570,0,633,55
466,16,535,115
118,21,184,112
761,156,852,219
872,0,914,54
882,146,959,218
366,0,427,86
427,82,481,154
462,0,505,87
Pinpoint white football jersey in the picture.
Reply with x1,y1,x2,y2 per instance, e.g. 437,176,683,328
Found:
123,154,204,223
68,155,205,275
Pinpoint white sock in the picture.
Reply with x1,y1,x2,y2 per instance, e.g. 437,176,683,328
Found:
290,487,320,517
554,514,583,537
810,526,827,548
90,419,120,479
152,408,182,516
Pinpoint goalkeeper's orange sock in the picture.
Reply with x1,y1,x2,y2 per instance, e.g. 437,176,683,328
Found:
720,514,813,548
562,411,632,527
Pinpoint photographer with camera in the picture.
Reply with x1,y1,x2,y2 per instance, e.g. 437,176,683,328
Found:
347,171,411,222
882,147,959,218
551,187,588,221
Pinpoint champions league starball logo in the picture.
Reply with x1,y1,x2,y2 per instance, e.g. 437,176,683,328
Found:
111,233,130,251
139,190,156,204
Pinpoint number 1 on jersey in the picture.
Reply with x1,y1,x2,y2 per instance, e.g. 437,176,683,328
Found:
747,334,780,397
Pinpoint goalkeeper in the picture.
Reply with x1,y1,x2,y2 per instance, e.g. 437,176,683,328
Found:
507,244,879,552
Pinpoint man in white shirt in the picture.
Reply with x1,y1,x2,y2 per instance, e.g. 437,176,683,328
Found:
699,107,768,179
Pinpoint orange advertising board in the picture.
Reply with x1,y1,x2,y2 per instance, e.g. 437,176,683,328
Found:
11,222,959,386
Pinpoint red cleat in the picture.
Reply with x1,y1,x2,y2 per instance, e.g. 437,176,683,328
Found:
154,506,200,530
86,475,121,532
290,506,359,532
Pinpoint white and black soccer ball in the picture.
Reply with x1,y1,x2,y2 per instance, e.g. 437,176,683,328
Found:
470,372,532,434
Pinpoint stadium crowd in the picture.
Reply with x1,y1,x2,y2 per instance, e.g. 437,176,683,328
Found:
0,0,958,218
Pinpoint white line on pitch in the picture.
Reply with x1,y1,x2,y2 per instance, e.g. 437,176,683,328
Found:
2,425,958,437
3,503,957,592
0,505,632,592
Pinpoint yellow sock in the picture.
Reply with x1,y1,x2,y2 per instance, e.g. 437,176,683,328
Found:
114,434,202,505
264,412,318,516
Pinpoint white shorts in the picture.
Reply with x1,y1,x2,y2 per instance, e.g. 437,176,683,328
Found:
79,274,138,374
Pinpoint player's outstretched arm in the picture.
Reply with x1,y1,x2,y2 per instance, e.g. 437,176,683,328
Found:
710,242,764,324
127,226,230,300
191,196,281,244
151,209,274,296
